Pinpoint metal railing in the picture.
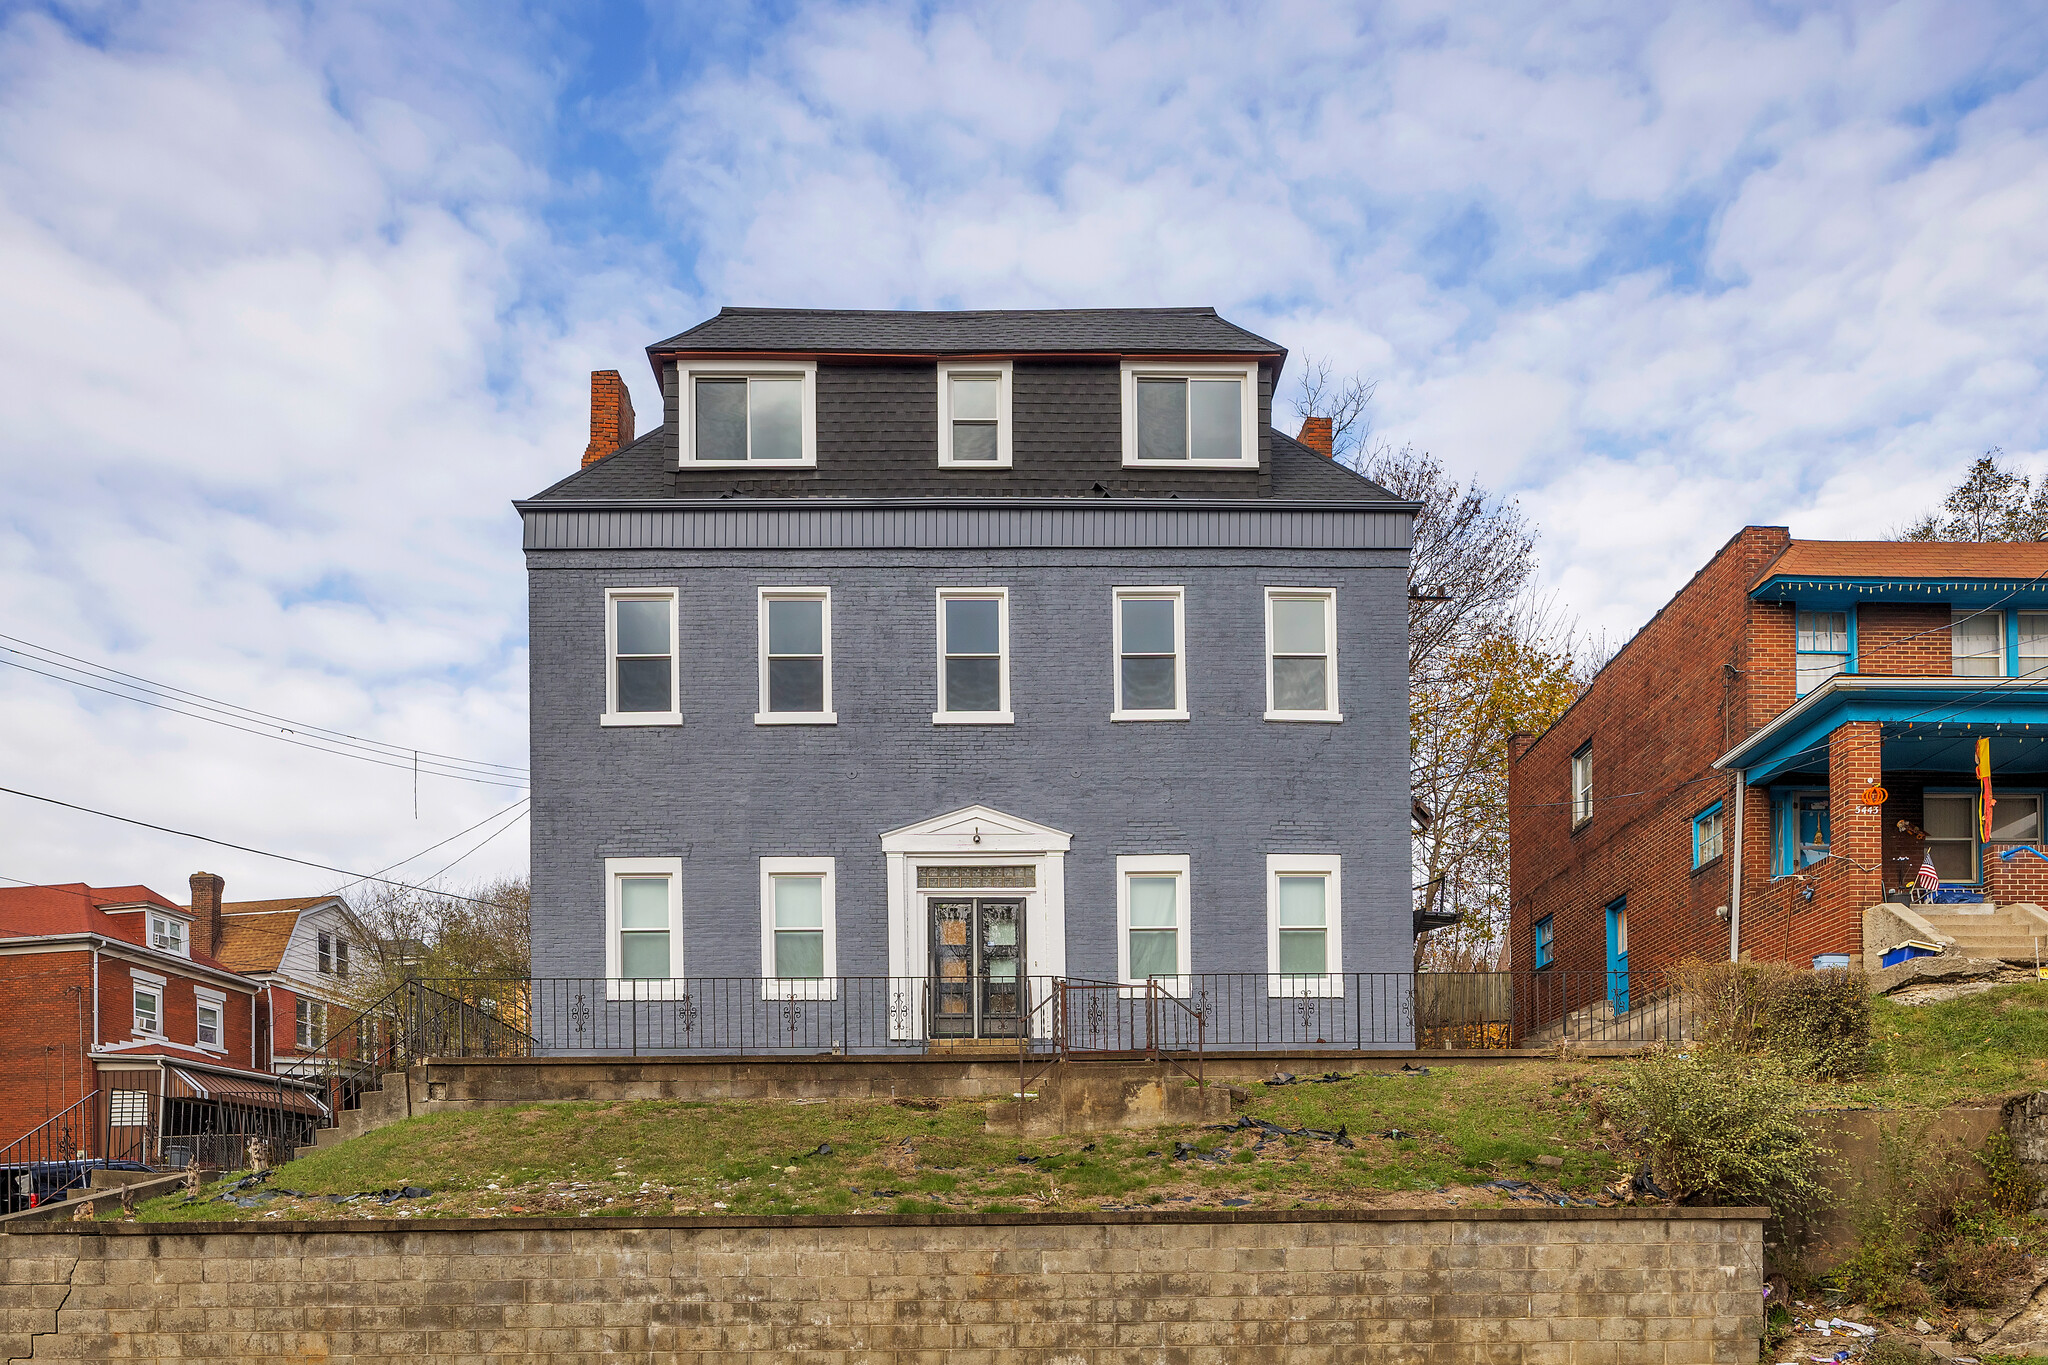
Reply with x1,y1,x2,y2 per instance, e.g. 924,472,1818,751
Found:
304,968,1692,1066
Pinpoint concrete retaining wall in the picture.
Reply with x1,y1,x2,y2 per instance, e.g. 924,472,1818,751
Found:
2,1207,1765,1363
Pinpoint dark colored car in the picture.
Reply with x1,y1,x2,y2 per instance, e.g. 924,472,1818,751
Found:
1,1159,150,1215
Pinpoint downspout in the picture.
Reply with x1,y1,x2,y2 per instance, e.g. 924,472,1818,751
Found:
1728,776,1746,961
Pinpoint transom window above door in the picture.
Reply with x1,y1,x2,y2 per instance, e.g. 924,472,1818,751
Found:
1112,588,1186,720
936,361,1013,467
1120,361,1257,466
680,361,817,466
756,589,835,724
935,589,1012,724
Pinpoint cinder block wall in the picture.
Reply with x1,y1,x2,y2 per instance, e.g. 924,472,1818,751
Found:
3,1208,1765,1363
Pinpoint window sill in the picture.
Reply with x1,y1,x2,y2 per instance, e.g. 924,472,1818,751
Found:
1691,854,1725,876
937,457,1014,470
604,979,687,1003
932,711,1015,725
1121,457,1259,469
600,712,682,727
760,978,840,1001
1111,710,1190,723
196,1044,226,1056
754,712,838,726
1264,710,1344,723
1117,977,1190,998
1264,974,1345,999
680,458,819,470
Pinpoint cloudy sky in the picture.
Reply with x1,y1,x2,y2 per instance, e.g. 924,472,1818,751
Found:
2,1,2046,900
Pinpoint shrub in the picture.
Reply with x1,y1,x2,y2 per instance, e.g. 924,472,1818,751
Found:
1608,1048,1828,1212
1981,1128,2043,1218
1672,958,1871,1079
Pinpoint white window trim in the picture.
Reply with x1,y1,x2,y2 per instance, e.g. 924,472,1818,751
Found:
194,985,227,1054
1265,854,1343,998
936,360,1014,468
678,358,819,468
1115,854,1192,995
600,587,682,727
1263,587,1343,722
933,587,1014,724
759,856,838,999
755,587,837,725
131,969,166,1036
148,911,191,958
1571,745,1594,827
1111,587,1189,722
1119,359,1259,468
605,856,684,1000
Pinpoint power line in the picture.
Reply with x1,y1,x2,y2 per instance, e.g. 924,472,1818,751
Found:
417,805,531,886
0,783,520,912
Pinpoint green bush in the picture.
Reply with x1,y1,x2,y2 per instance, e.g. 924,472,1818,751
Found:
1981,1128,2043,1218
1608,1048,1828,1212
1674,958,1871,1078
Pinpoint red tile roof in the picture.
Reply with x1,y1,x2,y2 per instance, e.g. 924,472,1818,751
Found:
0,882,240,974
1755,540,2048,587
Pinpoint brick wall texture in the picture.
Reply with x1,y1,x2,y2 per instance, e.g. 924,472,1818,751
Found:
1,1208,1766,1364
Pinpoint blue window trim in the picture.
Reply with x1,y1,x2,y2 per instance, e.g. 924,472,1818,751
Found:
1924,786,1982,884
1768,785,1829,878
2010,610,2023,677
1692,801,1724,870
1793,606,1855,695
1532,914,1554,970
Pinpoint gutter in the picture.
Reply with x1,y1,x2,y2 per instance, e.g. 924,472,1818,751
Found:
1728,777,1745,962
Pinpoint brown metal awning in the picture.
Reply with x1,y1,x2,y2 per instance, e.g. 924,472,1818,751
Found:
164,1066,328,1119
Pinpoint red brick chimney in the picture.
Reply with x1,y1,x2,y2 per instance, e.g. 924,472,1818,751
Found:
1297,415,1334,457
189,871,224,958
582,370,636,467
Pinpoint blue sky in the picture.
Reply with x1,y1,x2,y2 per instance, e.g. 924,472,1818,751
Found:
3,0,2047,896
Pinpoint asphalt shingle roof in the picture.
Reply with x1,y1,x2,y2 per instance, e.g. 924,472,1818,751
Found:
1755,540,2048,587
651,307,1284,356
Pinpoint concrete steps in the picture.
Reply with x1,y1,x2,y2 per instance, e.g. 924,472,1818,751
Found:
1912,902,2048,964
310,1071,411,1150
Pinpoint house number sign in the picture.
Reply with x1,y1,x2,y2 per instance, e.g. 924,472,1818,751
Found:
1858,784,1888,815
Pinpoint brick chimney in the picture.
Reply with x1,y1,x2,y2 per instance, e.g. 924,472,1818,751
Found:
189,871,224,957
1297,415,1334,457
582,370,636,467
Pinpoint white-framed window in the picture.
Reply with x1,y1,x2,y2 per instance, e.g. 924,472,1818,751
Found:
149,912,188,957
1571,744,1593,827
605,856,684,999
1116,854,1191,993
1991,791,2043,843
934,588,1012,724
601,587,681,726
679,359,817,466
2019,613,2048,680
756,588,836,724
1953,609,2005,678
1264,588,1341,721
936,360,1013,467
760,857,837,998
1795,610,1849,695
132,972,164,1035
335,936,349,978
318,931,333,974
294,996,327,1051
1119,360,1258,466
1266,855,1343,997
194,987,226,1052
1112,587,1187,721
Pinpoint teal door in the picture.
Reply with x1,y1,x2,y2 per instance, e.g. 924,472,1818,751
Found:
1605,898,1629,1014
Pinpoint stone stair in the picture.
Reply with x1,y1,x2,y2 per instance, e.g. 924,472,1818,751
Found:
1905,901,2048,965
310,1071,411,1150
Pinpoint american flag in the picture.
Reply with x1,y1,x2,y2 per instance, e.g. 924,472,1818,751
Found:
1917,857,1940,893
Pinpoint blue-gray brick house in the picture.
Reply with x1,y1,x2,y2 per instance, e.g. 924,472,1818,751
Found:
517,308,1417,1050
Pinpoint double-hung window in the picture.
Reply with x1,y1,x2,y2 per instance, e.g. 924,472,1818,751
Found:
294,997,327,1051
681,361,816,466
1265,588,1341,721
1571,745,1593,827
1117,854,1191,991
1952,609,2005,677
1266,854,1342,997
1693,802,1725,868
602,588,680,725
149,913,186,956
935,589,1011,723
1795,611,1849,695
2019,613,2048,680
1121,361,1257,466
1991,791,2043,843
132,974,163,1035
756,589,835,724
936,361,1012,466
195,987,225,1051
1532,915,1554,969
1112,588,1186,720
760,857,836,998
606,857,683,998
1922,793,1978,882
318,932,333,974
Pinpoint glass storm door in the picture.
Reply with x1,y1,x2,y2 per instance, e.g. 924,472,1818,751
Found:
928,897,1026,1038
1606,898,1630,1015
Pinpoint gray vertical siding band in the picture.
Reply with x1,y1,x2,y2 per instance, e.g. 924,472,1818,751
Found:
522,506,1412,552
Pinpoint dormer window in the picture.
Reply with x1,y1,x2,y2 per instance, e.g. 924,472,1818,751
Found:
936,361,1013,467
149,913,188,957
680,360,817,466
318,931,350,977
1120,361,1257,467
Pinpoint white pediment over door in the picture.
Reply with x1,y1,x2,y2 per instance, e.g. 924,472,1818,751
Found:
879,804,1074,855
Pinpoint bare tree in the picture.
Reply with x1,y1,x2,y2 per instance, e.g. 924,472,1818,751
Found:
1292,354,1380,461
1899,448,2048,541
343,874,530,1009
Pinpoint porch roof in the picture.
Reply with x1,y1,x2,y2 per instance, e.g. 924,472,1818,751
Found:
1713,675,2048,783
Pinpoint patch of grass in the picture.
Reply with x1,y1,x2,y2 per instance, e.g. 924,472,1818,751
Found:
1853,984,2048,1106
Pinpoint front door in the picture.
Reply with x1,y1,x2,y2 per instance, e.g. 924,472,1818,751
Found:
929,898,1025,1038
1606,898,1630,1014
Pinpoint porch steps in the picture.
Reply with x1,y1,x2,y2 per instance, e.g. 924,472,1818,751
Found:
311,1071,411,1150
1911,902,2048,965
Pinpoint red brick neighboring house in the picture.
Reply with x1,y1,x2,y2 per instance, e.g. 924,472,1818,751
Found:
0,873,326,1170
1509,529,2048,1019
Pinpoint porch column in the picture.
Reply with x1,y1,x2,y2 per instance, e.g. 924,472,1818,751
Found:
1828,721,1885,961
